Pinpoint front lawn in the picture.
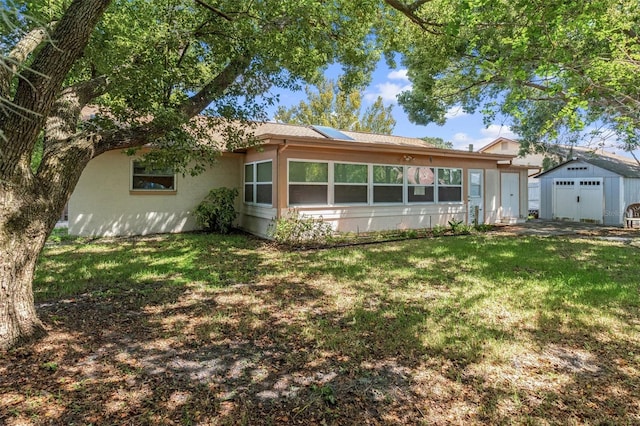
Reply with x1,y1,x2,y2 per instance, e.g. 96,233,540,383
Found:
2,232,639,424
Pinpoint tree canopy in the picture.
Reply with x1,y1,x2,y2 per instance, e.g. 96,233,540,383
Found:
0,0,393,349
274,79,396,134
384,0,640,159
421,136,453,149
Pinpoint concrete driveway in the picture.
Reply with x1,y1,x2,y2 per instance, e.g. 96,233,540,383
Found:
494,219,640,241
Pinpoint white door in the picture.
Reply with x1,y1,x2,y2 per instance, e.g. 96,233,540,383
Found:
553,178,603,223
501,173,520,218
577,179,603,222
553,180,578,220
468,169,484,224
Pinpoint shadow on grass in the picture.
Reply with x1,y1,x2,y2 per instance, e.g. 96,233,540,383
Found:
1,233,638,424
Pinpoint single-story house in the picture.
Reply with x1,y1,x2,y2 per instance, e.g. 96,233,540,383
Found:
535,151,640,226
68,122,529,237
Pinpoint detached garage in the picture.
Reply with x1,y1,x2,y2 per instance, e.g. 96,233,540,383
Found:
536,154,640,226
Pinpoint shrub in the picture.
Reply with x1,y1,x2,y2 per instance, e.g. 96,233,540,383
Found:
194,187,238,234
269,209,334,246
432,224,447,236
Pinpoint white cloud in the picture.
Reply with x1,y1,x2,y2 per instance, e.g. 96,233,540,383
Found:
387,69,409,81
444,106,469,120
366,82,412,103
365,69,412,103
450,125,517,150
452,132,472,143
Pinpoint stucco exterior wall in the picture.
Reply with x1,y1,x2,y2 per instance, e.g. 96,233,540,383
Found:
70,140,525,238
69,151,242,236
279,204,467,234
234,143,525,237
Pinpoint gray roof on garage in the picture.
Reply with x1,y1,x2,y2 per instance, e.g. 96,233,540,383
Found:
536,149,640,178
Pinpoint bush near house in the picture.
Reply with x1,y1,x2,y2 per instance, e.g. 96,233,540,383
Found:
194,187,239,234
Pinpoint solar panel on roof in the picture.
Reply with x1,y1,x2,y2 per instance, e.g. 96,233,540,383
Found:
310,125,355,141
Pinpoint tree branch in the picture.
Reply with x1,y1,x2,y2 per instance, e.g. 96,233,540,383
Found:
194,0,233,21
0,0,112,181
87,55,252,157
384,0,443,35
0,25,52,100
179,56,252,118
44,76,110,144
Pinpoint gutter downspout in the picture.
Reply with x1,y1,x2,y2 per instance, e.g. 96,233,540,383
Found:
276,140,289,219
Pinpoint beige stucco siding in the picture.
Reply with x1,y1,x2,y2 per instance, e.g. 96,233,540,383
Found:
278,204,466,234
69,151,242,236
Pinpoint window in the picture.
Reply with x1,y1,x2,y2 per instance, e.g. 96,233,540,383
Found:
132,161,175,191
437,168,462,202
289,161,328,205
373,165,403,203
244,164,254,202
407,166,434,203
470,171,482,197
284,161,465,206
244,161,273,205
334,163,368,204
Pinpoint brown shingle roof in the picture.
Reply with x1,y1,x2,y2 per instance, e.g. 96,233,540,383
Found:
251,122,433,149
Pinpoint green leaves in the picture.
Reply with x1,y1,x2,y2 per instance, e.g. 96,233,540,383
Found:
387,0,640,155
275,79,396,133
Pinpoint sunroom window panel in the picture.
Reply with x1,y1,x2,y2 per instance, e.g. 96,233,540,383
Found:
335,185,368,203
244,184,254,202
256,162,272,182
407,166,434,185
334,163,368,183
289,161,328,183
373,186,403,203
408,186,435,202
289,184,328,205
244,164,254,183
438,186,462,202
256,184,272,204
438,168,462,185
373,165,403,184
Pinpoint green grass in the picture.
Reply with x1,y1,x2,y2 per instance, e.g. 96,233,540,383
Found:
30,231,640,423
37,232,259,300
36,232,639,363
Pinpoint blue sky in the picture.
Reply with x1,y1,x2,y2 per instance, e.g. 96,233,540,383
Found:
265,59,517,151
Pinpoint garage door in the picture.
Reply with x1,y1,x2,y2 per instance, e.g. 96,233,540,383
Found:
553,178,603,223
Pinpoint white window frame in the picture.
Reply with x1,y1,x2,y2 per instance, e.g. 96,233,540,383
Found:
244,160,273,206
436,167,463,203
130,159,176,192
285,160,465,207
287,160,330,206
372,163,405,205
333,161,369,205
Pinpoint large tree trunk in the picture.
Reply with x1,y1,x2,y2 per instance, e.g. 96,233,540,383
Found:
0,231,48,349
0,187,57,349
0,0,250,349
0,133,96,350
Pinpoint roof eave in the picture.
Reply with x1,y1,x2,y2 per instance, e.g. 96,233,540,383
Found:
249,137,515,160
